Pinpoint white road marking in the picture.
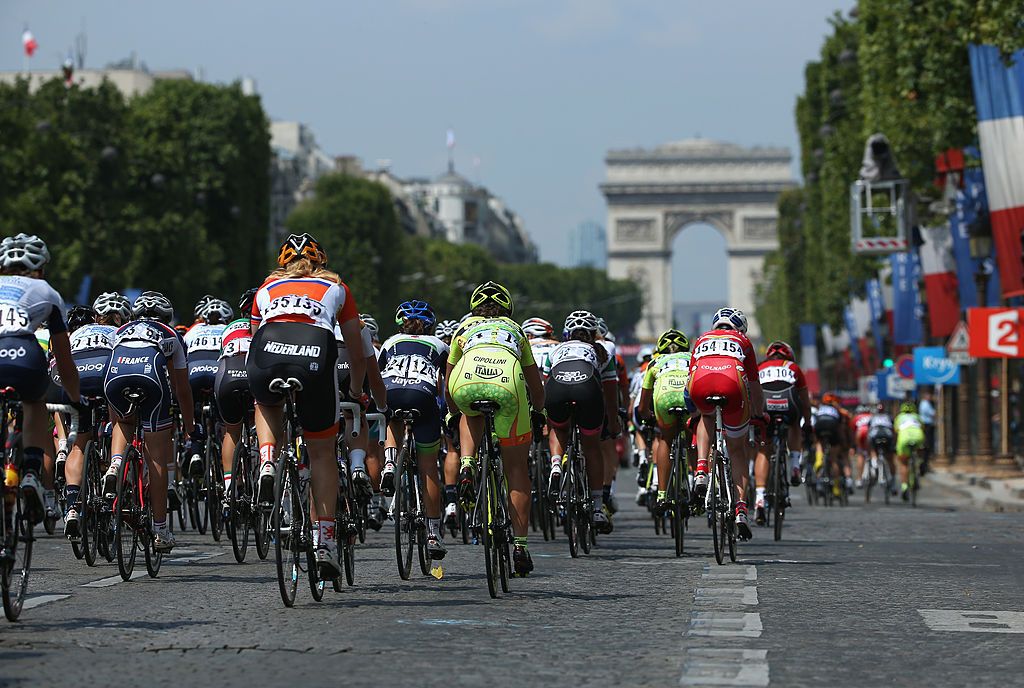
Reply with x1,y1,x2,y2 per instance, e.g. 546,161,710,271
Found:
165,551,225,565
680,648,770,687
695,586,758,606
688,611,763,638
21,594,71,610
82,570,148,587
702,564,757,581
919,609,1024,633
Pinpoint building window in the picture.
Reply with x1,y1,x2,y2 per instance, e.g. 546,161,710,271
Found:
464,201,478,224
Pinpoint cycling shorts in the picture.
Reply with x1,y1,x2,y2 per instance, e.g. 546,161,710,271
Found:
188,351,219,398
104,346,173,432
0,334,50,402
764,387,799,426
869,429,895,450
215,355,250,425
688,359,750,438
448,347,531,447
814,416,841,445
386,387,441,451
896,427,925,457
652,370,691,430
855,426,869,450
544,365,603,436
246,322,338,438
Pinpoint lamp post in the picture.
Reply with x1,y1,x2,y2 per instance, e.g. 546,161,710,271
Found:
969,231,994,466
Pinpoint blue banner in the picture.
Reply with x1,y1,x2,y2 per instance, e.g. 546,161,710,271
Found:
890,252,924,345
843,303,862,369
913,346,961,385
951,153,1002,308
866,278,885,357
74,274,92,306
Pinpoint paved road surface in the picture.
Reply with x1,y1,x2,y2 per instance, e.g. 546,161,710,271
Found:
2,473,1022,687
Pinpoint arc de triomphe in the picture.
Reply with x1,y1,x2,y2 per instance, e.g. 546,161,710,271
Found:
600,138,796,341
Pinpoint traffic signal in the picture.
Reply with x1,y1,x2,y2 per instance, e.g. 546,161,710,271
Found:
883,358,894,368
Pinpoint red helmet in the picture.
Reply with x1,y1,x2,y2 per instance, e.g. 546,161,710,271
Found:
822,392,839,406
766,340,796,361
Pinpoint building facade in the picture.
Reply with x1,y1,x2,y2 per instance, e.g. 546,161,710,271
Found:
0,66,191,96
268,121,335,249
569,221,607,268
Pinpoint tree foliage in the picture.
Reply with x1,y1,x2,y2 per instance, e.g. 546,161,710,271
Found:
0,76,270,317
756,3,1024,342
285,173,643,337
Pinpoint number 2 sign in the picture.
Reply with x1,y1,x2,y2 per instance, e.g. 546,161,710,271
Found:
968,308,1024,358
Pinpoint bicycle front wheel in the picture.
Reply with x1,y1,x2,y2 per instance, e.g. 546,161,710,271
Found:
81,440,99,567
480,447,500,598
394,448,414,580
229,442,251,563
2,502,33,621
273,458,299,608
114,458,140,581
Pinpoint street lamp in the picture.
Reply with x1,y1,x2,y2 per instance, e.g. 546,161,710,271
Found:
969,216,994,462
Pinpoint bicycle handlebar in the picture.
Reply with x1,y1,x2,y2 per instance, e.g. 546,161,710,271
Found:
338,401,362,437
47,404,80,448
365,412,387,445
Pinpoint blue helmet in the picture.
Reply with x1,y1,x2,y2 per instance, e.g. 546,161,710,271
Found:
395,300,436,328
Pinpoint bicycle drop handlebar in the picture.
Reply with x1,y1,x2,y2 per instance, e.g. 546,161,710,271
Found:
338,403,388,445
46,404,80,448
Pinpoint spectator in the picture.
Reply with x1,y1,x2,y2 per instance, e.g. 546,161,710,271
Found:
919,388,936,474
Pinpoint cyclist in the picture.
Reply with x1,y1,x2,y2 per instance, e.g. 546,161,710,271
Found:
523,316,559,379
594,317,624,517
103,291,194,552
894,401,925,501
543,310,617,534
814,393,852,494
248,233,366,578
446,281,545,576
434,318,462,527
184,297,231,478
0,233,80,525
688,307,765,541
630,345,655,501
378,300,449,560
752,340,811,524
214,289,256,503
360,314,381,347
59,295,130,537
636,329,691,517
867,403,896,494
851,404,873,488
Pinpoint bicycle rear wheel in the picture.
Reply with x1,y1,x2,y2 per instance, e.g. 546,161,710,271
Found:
208,440,224,542
910,454,919,508
479,445,499,598
80,440,99,567
114,457,140,581
229,442,251,563
578,459,592,556
494,466,511,593
563,451,580,559
2,502,33,621
771,456,785,542
144,492,162,578
710,455,724,565
394,448,414,580
671,453,685,557
273,458,299,608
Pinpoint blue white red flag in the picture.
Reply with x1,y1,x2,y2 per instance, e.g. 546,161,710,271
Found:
799,323,820,394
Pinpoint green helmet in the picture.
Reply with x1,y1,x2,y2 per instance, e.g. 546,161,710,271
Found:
900,401,916,414
469,281,513,315
656,328,689,354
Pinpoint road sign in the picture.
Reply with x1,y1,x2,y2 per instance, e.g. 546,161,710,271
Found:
968,308,1024,358
946,320,974,364
858,375,879,404
877,369,916,400
913,346,960,385
894,354,914,380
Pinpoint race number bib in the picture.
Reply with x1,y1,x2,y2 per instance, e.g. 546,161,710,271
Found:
0,303,31,335
463,326,522,357
262,295,326,321
222,338,250,358
72,333,113,353
383,354,437,387
759,365,796,385
188,335,221,353
693,337,744,360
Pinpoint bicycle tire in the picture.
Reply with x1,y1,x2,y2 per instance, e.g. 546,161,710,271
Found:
394,446,414,580
208,439,224,542
229,441,251,563
79,440,99,566
910,453,918,508
882,454,892,505
144,492,162,578
494,467,511,593
563,446,580,558
672,444,685,557
578,458,592,555
114,457,139,581
273,456,299,608
722,459,737,563
710,452,724,565
480,437,499,598
772,452,785,542
2,501,33,621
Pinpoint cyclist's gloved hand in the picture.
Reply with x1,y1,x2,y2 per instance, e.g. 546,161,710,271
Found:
444,410,461,437
531,411,546,436
189,427,205,444
378,405,393,421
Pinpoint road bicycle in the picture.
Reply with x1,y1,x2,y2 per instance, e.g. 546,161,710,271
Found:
528,425,555,541
864,436,894,505
664,407,692,557
390,408,432,580
74,399,114,567
226,397,262,562
764,414,790,542
704,395,737,565
551,410,593,558
465,400,513,599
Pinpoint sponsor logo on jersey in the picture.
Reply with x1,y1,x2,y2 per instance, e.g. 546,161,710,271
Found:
264,342,321,357
702,363,731,371
191,364,218,374
474,356,505,365
117,356,148,365
0,346,27,359
474,365,501,379
555,369,587,383
227,368,247,378
77,362,106,373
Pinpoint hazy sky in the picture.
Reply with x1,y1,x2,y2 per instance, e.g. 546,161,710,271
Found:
4,1,854,301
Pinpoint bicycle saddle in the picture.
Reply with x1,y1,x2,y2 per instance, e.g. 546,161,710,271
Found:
470,400,500,413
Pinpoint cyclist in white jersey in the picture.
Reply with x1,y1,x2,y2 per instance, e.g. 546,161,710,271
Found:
184,298,231,477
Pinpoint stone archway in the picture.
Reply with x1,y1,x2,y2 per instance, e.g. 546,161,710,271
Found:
600,138,796,340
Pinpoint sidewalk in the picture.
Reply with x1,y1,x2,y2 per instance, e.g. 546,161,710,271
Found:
929,467,1024,513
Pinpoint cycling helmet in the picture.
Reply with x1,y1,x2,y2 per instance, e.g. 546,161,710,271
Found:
522,317,554,339
656,328,689,354
563,310,599,338
277,232,327,267
133,290,173,323
239,287,258,315
203,299,233,324
0,233,50,272
435,319,459,339
596,317,610,338
605,331,616,343
822,392,839,406
194,295,216,320
875,403,885,413
712,307,748,333
766,340,795,361
469,281,514,315
900,401,916,414
174,324,188,336
360,314,379,340
92,291,131,322
67,305,96,332
395,300,436,328
636,345,654,363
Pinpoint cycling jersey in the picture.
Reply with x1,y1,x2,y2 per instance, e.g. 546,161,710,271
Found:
642,351,692,428
334,321,374,391
448,316,535,447
219,318,252,360
852,412,872,448
185,323,226,399
758,359,805,424
184,323,225,355
0,276,67,402
380,333,448,450
528,337,560,380
105,319,186,432
688,329,757,437
251,276,357,333
868,413,895,445
894,412,925,456
543,340,607,435
58,324,116,398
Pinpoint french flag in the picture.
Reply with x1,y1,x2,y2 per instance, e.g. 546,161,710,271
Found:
799,323,820,395
918,225,960,337
969,45,1024,298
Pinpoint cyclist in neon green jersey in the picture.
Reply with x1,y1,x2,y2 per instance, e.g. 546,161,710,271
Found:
894,401,925,501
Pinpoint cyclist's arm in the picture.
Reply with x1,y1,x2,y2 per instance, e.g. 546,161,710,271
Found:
49,331,80,404
523,362,544,411
444,361,457,416
637,386,653,419
366,353,387,410
339,316,365,397
797,387,812,425
171,365,194,434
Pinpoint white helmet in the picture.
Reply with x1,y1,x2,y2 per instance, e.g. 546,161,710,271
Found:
93,291,132,322
712,307,748,334
203,299,233,324
521,317,554,339
435,319,458,339
133,291,174,323
0,233,50,272
563,310,599,337
360,314,379,339
194,295,216,319
596,317,610,338
636,345,654,363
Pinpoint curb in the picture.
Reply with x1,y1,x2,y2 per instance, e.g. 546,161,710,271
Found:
929,471,1024,513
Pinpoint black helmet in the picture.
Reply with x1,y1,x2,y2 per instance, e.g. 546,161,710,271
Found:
67,305,96,333
239,287,258,315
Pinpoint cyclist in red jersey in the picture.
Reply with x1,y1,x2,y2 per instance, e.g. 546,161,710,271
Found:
687,307,765,540
851,405,872,488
